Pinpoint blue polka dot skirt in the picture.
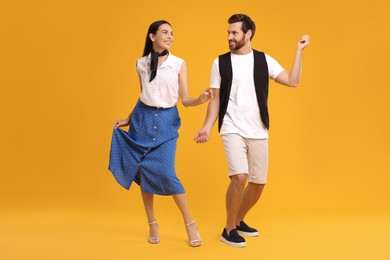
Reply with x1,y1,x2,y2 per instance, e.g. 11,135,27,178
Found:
108,100,185,195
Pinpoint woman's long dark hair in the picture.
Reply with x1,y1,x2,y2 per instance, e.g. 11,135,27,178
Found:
142,20,171,57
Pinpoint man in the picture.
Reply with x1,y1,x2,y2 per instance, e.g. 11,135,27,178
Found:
194,14,309,247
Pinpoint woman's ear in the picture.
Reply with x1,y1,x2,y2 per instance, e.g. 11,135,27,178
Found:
149,33,155,42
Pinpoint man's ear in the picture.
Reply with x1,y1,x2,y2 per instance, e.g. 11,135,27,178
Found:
246,30,252,40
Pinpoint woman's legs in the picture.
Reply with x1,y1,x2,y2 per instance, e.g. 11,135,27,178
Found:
141,191,200,246
172,193,201,246
138,136,200,245
141,190,159,244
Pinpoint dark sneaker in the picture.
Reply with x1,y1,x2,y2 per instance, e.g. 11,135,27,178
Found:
236,221,259,237
220,228,246,247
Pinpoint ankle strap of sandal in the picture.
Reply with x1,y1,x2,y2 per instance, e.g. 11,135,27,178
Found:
185,220,196,226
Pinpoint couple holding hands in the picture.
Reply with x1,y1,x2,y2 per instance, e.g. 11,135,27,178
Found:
109,14,310,248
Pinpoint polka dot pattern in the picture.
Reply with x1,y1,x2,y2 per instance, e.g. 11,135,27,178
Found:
108,100,184,195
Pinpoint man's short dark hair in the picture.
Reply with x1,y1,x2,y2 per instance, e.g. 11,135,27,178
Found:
228,14,256,40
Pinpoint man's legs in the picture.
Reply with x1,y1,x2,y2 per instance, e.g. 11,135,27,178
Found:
220,173,247,247
221,134,267,246
236,183,265,224
225,174,247,232
235,137,268,236
224,177,264,244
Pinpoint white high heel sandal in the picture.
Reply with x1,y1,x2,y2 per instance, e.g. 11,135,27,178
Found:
148,220,160,244
185,220,202,247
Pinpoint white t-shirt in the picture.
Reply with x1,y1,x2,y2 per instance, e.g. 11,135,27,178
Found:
210,51,285,139
137,53,184,108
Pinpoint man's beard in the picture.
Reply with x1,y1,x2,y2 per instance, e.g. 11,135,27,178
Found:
229,37,245,51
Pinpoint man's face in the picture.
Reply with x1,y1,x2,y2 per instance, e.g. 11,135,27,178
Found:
227,22,246,52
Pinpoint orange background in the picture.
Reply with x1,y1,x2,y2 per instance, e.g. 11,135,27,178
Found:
1,0,389,259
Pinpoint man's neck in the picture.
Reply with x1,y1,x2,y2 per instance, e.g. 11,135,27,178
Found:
232,45,252,55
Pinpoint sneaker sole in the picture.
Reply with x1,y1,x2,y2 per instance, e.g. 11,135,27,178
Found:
237,230,259,237
220,236,246,247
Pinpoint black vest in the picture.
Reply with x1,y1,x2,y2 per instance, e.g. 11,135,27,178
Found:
218,50,269,131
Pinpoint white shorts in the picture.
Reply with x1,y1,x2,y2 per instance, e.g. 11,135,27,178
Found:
222,133,268,184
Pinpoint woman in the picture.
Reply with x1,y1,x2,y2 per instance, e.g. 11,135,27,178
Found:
108,20,211,247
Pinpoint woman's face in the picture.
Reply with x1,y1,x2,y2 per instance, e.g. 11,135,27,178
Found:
150,23,174,52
